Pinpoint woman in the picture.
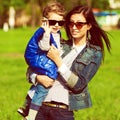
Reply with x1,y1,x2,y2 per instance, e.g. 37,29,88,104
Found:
28,5,111,120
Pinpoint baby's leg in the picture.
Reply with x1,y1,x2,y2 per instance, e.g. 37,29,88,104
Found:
27,109,38,120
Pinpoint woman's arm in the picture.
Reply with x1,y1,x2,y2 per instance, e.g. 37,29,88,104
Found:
47,45,103,93
36,75,54,88
63,51,102,93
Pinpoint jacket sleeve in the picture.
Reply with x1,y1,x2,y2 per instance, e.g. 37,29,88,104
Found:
24,27,45,68
66,50,103,94
38,33,50,51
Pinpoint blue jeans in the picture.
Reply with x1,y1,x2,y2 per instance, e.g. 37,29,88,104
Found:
30,84,49,111
35,104,74,120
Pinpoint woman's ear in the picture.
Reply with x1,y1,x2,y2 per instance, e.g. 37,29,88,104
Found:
87,24,92,30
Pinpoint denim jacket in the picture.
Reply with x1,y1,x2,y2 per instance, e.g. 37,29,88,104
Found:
60,40,103,110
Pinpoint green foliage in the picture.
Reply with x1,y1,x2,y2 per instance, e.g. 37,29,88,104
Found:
57,0,110,11
92,0,110,10
0,0,27,12
57,0,83,11
0,0,9,14
0,28,120,120
0,0,117,28
10,0,27,9
0,0,29,27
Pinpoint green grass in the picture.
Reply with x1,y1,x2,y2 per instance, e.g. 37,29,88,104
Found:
0,28,120,120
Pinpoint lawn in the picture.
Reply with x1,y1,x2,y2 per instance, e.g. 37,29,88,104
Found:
0,27,120,120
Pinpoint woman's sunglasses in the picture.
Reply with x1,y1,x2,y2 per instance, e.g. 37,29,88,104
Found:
48,20,65,26
69,21,87,29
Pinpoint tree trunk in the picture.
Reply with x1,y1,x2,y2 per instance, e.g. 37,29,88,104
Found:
31,0,36,28
86,0,91,7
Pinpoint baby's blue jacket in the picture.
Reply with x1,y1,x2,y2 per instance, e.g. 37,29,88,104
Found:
24,27,58,79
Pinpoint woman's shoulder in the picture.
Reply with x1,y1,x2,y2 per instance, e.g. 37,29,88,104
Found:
86,43,102,55
61,39,73,51
88,44,103,61
85,43,103,58
89,43,102,51
61,39,72,46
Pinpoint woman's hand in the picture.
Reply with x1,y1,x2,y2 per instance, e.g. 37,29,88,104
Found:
36,75,54,88
47,45,63,68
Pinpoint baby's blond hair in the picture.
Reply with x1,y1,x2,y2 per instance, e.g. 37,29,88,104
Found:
42,2,66,19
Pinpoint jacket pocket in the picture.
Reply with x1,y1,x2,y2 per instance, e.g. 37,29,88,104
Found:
76,48,95,65
69,91,92,110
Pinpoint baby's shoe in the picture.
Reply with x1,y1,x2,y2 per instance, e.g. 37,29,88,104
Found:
17,107,28,117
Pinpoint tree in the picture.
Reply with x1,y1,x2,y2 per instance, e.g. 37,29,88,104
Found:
86,0,92,7
0,0,28,27
92,0,110,10
0,0,110,28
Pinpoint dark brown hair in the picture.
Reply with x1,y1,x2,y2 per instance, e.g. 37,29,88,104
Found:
65,5,111,58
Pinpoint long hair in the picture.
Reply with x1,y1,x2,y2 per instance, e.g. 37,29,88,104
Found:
65,5,111,58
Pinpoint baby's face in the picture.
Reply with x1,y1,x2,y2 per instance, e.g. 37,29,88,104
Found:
47,12,64,33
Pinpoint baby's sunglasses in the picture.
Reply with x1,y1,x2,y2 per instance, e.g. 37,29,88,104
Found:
48,20,65,26
69,21,87,29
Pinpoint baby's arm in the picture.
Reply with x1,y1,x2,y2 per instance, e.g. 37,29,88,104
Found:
38,18,52,51
38,33,50,51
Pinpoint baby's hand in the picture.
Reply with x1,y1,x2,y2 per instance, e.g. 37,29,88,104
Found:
41,17,51,36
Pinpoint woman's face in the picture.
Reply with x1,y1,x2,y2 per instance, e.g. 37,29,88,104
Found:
69,13,91,40
48,12,64,33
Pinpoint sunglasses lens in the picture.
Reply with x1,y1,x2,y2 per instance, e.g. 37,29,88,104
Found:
49,20,56,26
49,20,64,26
69,22,87,29
58,21,65,26
76,23,83,29
69,22,74,28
